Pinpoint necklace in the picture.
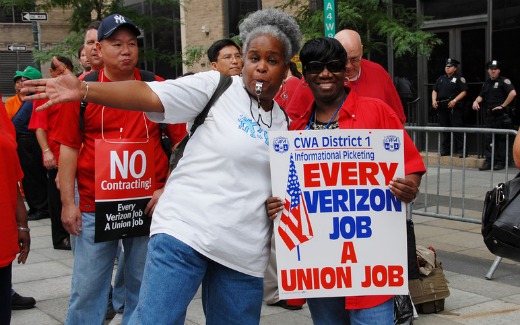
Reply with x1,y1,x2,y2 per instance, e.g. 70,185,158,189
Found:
249,96,273,128
306,93,347,130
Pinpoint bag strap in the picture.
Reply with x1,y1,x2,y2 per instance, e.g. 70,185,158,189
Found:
189,73,232,136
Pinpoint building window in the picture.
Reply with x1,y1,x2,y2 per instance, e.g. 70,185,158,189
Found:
0,3,36,23
224,0,261,37
423,0,486,20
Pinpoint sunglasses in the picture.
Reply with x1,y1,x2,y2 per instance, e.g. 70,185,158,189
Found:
305,60,345,74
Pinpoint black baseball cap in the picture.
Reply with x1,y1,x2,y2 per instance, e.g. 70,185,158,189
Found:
98,14,141,42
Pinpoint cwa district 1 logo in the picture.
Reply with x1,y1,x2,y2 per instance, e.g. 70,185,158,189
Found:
383,135,401,152
273,136,289,153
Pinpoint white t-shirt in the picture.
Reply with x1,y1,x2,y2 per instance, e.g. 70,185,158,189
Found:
146,71,288,277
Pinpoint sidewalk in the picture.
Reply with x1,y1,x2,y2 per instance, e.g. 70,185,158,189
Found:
11,165,520,324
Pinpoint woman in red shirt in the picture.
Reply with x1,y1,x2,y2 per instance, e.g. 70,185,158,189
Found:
268,37,425,325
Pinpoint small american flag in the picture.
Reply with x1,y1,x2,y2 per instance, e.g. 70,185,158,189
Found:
278,154,314,251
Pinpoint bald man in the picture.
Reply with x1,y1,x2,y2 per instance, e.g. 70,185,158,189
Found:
285,29,406,124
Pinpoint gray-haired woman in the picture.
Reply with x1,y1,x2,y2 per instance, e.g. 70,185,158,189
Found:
22,8,301,325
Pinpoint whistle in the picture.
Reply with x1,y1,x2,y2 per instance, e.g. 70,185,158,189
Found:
255,81,263,96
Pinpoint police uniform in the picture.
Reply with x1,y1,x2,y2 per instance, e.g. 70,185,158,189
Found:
433,58,467,155
479,60,516,168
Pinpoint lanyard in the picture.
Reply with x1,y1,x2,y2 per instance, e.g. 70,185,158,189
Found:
99,70,149,144
305,94,346,130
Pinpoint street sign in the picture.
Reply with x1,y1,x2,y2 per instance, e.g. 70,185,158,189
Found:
21,12,48,21
323,0,337,37
8,44,27,52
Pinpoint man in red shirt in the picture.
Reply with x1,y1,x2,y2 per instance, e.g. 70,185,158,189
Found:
29,56,75,250
285,29,406,124
53,14,171,324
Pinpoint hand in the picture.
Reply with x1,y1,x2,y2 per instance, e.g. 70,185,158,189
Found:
266,196,283,220
388,174,421,204
491,105,504,111
448,100,456,109
472,101,480,110
55,172,60,190
144,187,164,216
43,150,57,169
17,231,30,264
432,101,438,109
21,56,82,111
61,203,82,236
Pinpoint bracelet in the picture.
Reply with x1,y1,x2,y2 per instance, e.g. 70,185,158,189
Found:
82,81,89,101
43,148,51,153
17,226,30,233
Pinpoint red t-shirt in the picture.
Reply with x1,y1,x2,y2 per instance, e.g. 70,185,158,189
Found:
274,76,301,118
53,68,169,212
0,101,24,267
286,59,406,124
290,89,425,310
29,100,76,163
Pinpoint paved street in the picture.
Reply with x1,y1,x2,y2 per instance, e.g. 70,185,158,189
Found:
11,162,520,324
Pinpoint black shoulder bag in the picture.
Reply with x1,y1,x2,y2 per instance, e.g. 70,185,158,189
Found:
482,172,520,262
169,73,232,170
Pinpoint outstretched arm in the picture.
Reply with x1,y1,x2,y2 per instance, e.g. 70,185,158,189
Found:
22,56,165,113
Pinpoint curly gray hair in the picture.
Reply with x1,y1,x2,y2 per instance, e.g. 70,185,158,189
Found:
239,8,301,64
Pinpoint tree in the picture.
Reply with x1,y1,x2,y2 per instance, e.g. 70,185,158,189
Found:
279,0,441,59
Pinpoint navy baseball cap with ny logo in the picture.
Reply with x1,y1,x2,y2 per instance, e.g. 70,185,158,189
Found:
97,14,141,41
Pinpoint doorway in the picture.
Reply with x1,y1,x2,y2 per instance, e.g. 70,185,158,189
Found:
421,26,487,155
425,26,486,126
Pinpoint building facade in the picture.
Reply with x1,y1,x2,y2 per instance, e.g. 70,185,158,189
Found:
0,2,72,97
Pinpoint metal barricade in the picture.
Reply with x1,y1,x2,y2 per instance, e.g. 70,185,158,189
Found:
405,126,518,279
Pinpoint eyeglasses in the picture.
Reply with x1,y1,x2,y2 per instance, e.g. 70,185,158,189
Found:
305,60,345,74
346,57,361,64
218,54,242,62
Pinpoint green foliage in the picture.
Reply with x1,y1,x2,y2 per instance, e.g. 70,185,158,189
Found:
37,0,126,32
279,0,441,59
0,0,34,13
33,33,84,72
183,46,206,67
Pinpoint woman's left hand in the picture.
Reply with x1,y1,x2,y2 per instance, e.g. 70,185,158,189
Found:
17,232,30,264
388,173,422,204
266,196,283,220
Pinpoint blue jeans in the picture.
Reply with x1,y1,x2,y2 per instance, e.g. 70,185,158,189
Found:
307,296,394,325
65,212,148,325
112,241,125,312
130,234,263,325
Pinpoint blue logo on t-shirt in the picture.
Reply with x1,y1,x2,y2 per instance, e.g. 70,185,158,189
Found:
238,115,269,145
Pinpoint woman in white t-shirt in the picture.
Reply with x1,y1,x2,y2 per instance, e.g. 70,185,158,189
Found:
22,8,301,325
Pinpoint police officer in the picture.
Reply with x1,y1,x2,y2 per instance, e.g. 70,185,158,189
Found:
432,58,467,157
472,60,517,170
